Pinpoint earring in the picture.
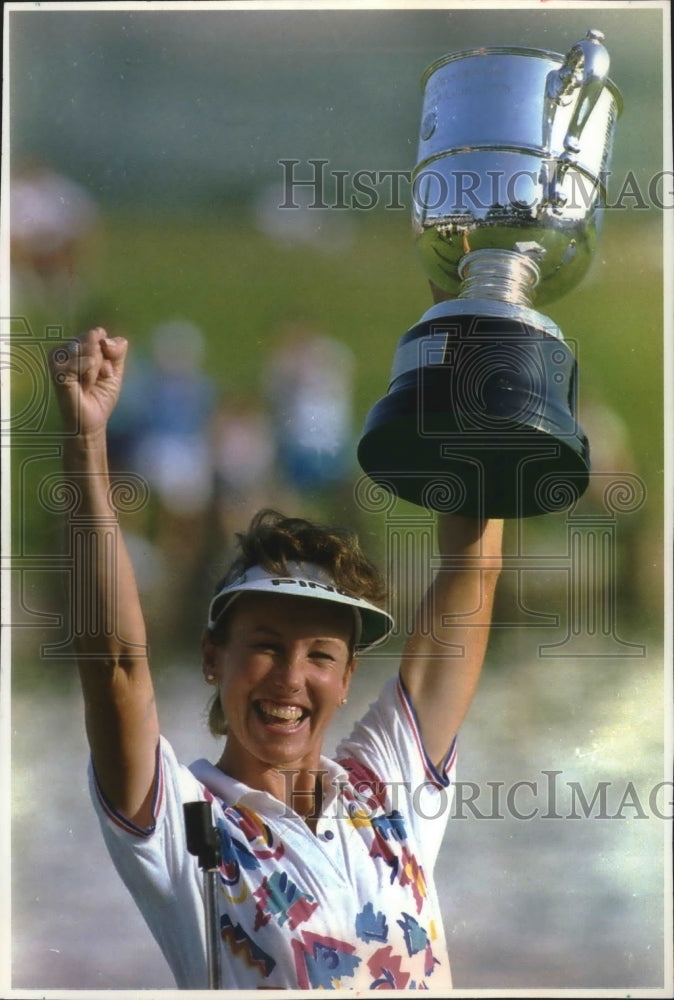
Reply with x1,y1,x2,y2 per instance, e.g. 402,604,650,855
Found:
205,673,216,684
340,697,348,706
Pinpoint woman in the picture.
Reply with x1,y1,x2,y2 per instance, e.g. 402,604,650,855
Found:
49,328,503,990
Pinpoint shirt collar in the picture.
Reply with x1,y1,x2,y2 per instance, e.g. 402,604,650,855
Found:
189,755,350,818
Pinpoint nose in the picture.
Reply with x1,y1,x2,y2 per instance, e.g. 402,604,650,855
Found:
269,644,305,691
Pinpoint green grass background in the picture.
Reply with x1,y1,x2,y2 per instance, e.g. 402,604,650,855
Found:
10,204,666,669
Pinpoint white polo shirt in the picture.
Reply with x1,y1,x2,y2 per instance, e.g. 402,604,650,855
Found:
91,674,457,990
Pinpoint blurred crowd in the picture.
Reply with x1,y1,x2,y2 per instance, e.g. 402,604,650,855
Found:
11,162,646,652
10,162,364,642
104,316,360,644
11,162,362,648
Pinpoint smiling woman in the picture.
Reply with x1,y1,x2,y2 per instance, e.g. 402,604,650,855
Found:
203,518,393,742
48,327,503,991
205,588,357,823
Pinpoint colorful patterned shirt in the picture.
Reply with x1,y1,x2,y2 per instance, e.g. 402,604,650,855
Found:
90,674,457,990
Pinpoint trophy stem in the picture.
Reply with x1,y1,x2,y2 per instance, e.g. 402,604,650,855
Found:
457,248,541,309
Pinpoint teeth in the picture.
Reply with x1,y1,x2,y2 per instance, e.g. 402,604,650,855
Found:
258,700,304,722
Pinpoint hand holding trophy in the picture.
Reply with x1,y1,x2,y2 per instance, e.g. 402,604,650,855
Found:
358,30,622,517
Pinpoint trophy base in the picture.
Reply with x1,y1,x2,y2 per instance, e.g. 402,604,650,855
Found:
357,307,590,518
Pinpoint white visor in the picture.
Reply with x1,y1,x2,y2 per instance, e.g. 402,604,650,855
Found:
207,562,394,651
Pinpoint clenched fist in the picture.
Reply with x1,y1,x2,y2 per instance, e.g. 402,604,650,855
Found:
50,327,128,437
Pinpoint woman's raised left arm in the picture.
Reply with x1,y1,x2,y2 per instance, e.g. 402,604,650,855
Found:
399,515,504,768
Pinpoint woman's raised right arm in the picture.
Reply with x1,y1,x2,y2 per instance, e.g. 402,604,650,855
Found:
50,328,160,827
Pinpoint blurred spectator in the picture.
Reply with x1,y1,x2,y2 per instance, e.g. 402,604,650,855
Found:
253,181,355,255
494,389,642,653
106,352,154,476
129,319,218,643
211,392,277,544
264,321,357,505
10,160,100,309
576,393,642,619
134,320,215,517
579,396,635,502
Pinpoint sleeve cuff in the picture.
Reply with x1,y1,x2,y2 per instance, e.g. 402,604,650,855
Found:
397,673,457,789
90,741,164,838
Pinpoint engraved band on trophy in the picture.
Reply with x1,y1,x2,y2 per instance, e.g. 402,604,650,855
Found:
357,30,622,517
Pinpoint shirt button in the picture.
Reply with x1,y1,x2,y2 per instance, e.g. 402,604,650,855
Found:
324,829,334,841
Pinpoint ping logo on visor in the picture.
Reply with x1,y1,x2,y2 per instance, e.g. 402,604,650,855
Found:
269,578,358,598
207,562,394,651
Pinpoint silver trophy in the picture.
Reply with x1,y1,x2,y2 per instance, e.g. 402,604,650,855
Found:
358,30,622,517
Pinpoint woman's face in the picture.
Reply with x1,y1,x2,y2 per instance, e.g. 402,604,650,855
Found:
203,592,355,777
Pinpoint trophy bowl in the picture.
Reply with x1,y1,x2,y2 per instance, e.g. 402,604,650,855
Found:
358,30,622,518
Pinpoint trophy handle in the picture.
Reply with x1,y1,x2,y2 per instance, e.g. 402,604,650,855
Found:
542,29,611,206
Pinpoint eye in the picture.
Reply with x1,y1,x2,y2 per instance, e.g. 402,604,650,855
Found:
252,642,280,655
309,650,336,664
